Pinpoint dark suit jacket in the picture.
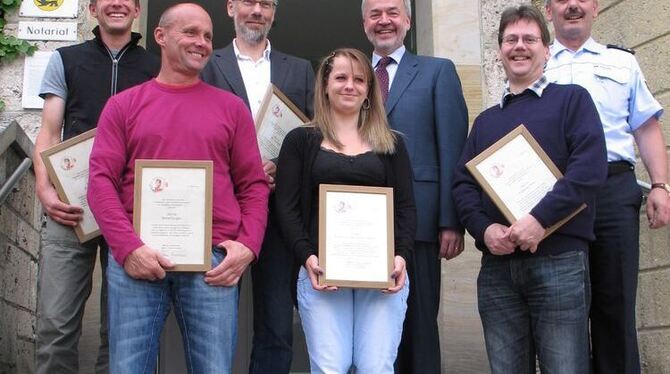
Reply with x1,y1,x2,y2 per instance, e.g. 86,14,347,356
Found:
385,51,468,242
201,43,315,118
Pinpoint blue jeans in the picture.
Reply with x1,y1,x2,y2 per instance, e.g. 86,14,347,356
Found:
107,248,238,374
297,267,409,374
477,250,590,374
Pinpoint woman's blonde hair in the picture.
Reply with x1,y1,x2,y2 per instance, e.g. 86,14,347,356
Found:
312,48,396,154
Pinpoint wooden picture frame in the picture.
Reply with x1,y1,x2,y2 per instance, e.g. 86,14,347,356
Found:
254,84,310,160
40,128,100,242
318,184,394,289
133,160,213,272
465,125,585,237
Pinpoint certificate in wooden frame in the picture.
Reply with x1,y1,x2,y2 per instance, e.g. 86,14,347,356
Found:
254,84,310,160
133,160,213,272
318,184,394,289
40,128,100,242
465,125,585,237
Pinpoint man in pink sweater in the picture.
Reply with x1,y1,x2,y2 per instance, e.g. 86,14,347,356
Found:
87,4,269,372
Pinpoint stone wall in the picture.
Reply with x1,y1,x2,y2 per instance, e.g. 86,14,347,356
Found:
0,3,98,372
0,1,94,139
0,123,40,374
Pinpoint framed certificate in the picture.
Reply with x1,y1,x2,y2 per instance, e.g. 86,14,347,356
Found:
40,128,100,242
465,125,585,237
254,84,310,160
318,184,394,289
133,160,213,272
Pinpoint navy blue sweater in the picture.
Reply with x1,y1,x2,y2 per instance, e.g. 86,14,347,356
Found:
452,83,607,257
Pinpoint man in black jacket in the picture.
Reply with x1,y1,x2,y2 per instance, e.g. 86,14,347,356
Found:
201,1,314,373
33,1,158,372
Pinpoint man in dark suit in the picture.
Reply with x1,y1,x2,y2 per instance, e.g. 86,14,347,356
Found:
201,1,314,373
362,0,468,372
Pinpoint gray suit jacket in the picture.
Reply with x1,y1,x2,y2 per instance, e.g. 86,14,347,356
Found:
201,43,315,118
385,51,468,242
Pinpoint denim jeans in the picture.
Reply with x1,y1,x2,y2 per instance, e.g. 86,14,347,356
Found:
297,267,409,374
477,250,590,374
107,248,238,374
36,216,108,374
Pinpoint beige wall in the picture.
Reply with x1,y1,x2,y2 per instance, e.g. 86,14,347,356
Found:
429,1,487,372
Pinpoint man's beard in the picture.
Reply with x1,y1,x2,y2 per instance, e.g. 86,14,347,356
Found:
234,18,271,45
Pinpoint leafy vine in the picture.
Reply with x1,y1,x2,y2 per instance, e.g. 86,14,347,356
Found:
1,0,38,111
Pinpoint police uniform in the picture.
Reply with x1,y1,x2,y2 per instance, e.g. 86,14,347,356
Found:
545,38,664,374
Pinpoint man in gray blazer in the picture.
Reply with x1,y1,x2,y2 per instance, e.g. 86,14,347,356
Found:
362,0,468,372
201,1,314,373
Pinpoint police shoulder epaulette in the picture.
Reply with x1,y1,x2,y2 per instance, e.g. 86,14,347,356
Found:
607,44,635,55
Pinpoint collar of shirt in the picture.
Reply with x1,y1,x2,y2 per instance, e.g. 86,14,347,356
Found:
233,38,272,63
500,75,549,108
550,37,606,60
372,45,406,68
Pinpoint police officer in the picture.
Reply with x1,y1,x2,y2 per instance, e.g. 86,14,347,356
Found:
544,1,669,373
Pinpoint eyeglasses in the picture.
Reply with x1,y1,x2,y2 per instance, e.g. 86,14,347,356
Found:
237,0,277,9
502,35,542,46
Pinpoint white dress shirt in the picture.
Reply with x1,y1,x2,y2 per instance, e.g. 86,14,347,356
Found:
233,39,272,120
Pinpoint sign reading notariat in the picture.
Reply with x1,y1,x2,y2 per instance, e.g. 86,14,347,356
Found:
18,21,77,42
19,0,78,18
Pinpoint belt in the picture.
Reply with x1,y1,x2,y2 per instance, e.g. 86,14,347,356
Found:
608,161,634,176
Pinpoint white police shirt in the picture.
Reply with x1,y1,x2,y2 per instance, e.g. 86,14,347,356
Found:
545,38,663,164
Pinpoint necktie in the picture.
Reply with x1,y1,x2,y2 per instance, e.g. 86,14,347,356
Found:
375,56,393,103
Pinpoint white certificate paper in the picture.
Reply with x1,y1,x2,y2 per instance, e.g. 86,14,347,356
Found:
134,161,212,271
474,134,557,220
41,129,100,242
319,185,394,288
255,85,309,160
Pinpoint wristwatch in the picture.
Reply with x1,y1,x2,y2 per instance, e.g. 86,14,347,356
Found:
651,182,670,194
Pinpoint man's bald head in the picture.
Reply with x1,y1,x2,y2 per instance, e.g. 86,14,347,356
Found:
158,2,209,29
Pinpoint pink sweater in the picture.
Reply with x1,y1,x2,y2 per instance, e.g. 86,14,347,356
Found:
88,79,269,265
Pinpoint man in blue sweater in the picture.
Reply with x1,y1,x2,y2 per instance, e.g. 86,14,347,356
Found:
452,6,607,374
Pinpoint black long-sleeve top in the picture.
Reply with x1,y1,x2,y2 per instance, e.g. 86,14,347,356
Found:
275,126,417,266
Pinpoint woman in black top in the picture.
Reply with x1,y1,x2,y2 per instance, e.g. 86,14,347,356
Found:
275,48,416,373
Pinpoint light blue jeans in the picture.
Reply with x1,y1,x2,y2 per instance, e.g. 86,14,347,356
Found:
477,250,591,374
106,248,238,374
297,267,409,374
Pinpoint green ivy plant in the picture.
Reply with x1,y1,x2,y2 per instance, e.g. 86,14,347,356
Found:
1,0,38,111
